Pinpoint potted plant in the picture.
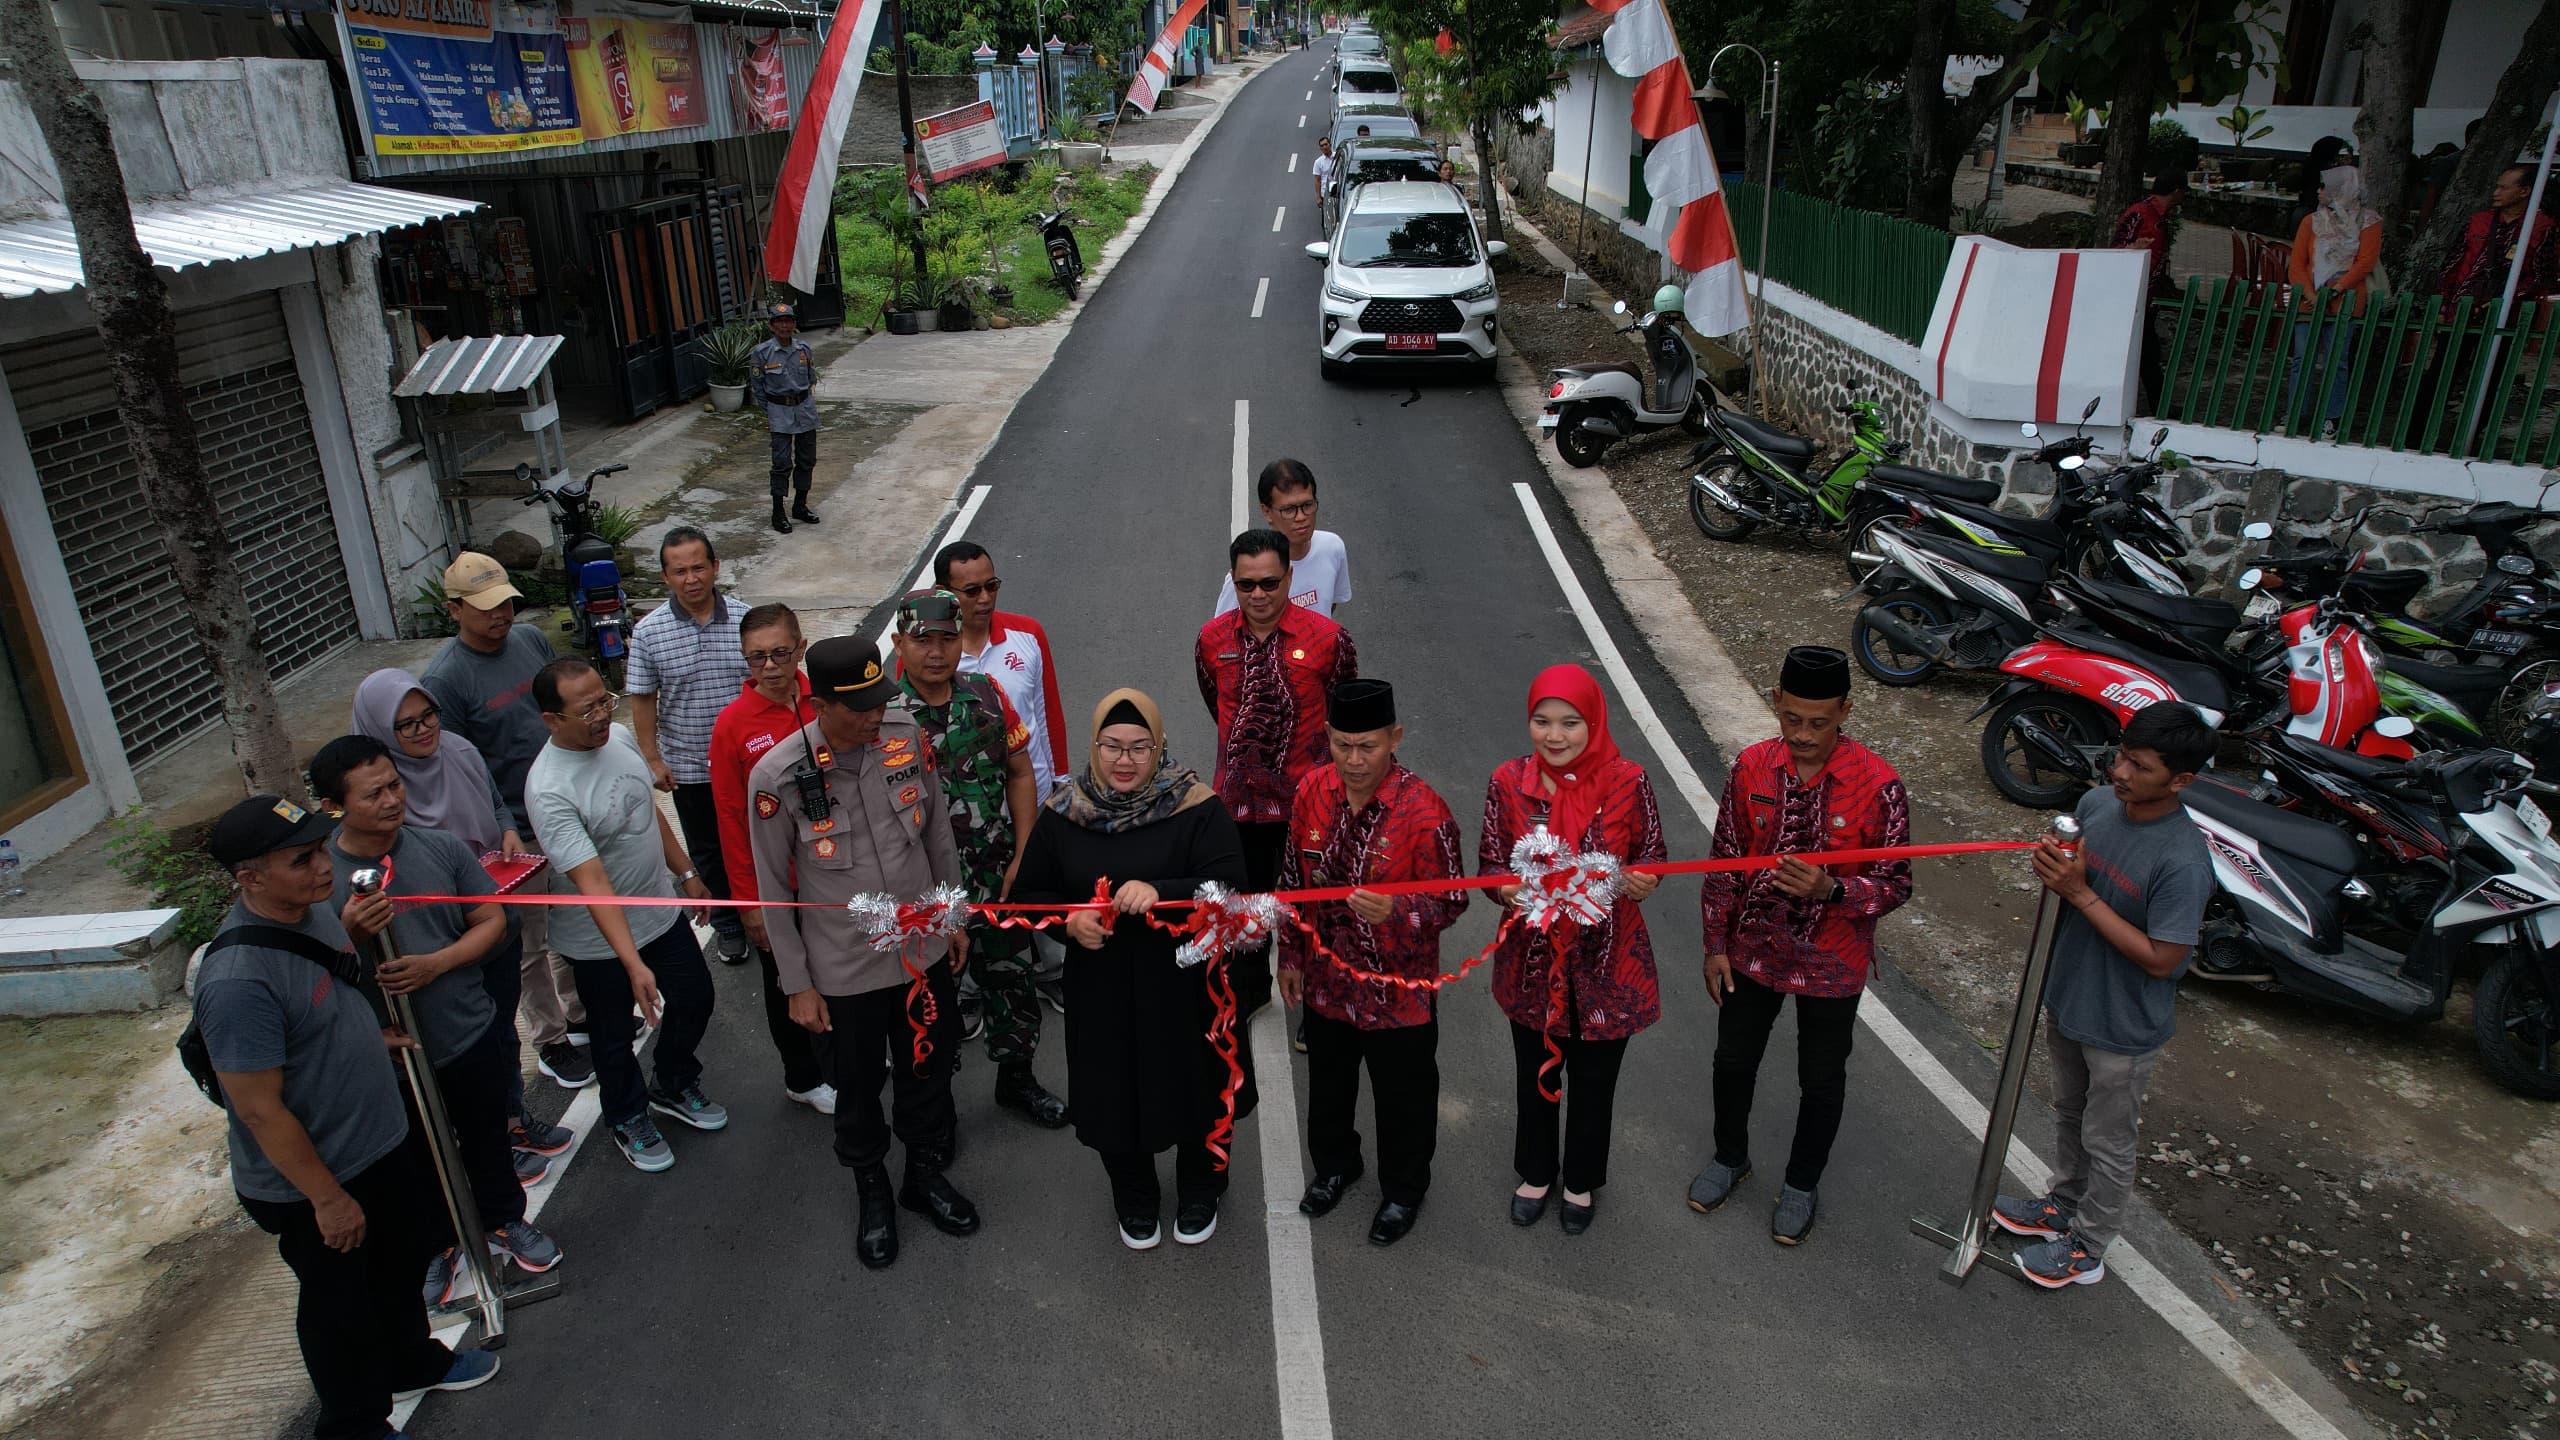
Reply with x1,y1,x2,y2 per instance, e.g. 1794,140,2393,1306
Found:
896,278,938,332
2147,116,2200,181
693,319,764,412
2216,102,2273,180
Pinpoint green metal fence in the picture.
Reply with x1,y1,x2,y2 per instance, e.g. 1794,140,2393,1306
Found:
1723,182,1955,346
2152,278,2560,466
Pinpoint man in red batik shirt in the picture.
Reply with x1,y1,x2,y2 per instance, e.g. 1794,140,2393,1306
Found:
1197,527,1358,1015
1276,680,1465,1247
1688,645,1911,1246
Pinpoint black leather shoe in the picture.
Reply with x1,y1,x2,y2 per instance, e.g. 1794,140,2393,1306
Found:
1368,1200,1420,1246
899,1168,982,1237
770,502,793,535
853,1165,898,1269
791,500,822,525
1560,1196,1596,1236
994,1067,1071,1129
1508,1189,1549,1227
1299,1166,1363,1217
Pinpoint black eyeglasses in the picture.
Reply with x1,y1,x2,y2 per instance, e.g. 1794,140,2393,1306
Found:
392,705,442,737
1233,576,1288,594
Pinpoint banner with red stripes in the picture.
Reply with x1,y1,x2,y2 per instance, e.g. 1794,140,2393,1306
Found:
765,0,892,293
1125,0,1210,115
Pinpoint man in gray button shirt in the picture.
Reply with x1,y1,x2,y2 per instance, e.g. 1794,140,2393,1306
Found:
750,301,823,535
312,734,563,1284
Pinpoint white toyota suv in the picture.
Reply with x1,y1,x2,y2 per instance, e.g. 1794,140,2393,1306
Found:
1305,181,1505,380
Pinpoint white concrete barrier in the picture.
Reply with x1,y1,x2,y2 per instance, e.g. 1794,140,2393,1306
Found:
1922,235,2147,428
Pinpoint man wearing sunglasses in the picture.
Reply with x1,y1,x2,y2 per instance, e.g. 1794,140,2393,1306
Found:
935,541,1069,802
1197,528,1360,1018
1215,458,1351,619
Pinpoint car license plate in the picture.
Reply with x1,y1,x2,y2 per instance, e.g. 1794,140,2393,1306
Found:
1538,409,1559,428
2522,796,2553,845
2471,628,2531,656
1384,333,1434,352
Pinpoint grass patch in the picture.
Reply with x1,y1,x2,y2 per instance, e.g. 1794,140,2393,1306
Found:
834,162,1160,328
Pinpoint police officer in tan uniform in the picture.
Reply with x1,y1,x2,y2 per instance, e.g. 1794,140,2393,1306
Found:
746,636,977,1270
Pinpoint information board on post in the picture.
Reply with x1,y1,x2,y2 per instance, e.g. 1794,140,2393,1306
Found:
915,100,1008,183
337,0,583,156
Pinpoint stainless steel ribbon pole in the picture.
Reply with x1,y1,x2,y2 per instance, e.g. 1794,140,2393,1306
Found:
1911,814,2080,1286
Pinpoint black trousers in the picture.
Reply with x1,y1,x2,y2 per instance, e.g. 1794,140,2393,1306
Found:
822,965,960,1173
567,922,717,1128
1711,970,1862,1192
1099,1141,1229,1218
1231,820,1288,1010
406,1014,527,1240
1508,1020,1628,1193
1305,1010,1439,1204
755,943,829,1094
480,932,527,1122
768,428,816,499
668,783,742,937
238,1150,454,1440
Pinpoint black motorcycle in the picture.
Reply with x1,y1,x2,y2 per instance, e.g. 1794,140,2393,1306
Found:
1031,206,1084,299
518,461,632,685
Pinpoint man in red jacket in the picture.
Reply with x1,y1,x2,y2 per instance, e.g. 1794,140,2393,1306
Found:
1689,646,1912,1246
706,602,832,1115
1196,528,1358,1016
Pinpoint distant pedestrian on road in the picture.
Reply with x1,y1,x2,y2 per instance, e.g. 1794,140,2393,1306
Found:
194,794,500,1439
892,589,1068,1128
1277,679,1467,1247
1198,526,1359,1017
1313,134,1338,231
311,734,566,1294
1007,688,1250,1251
1688,646,1912,1246
1215,459,1352,617
419,553,592,1096
746,637,979,1270
524,658,725,1174
1994,701,2215,1289
1481,664,1665,1236
627,527,752,965
707,603,836,1118
753,301,823,535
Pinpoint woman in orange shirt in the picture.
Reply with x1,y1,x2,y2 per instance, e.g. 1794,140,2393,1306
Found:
2285,165,2382,436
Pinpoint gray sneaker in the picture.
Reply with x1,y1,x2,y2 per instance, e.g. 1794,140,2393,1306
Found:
1992,1191,2074,1240
487,1219,562,1273
2015,1229,2108,1288
1686,1158,1752,1215
613,1114,675,1172
1771,1185,1819,1245
422,1245,460,1307
648,1082,730,1132
714,927,750,964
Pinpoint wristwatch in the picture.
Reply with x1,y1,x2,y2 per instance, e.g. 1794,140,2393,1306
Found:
1826,878,1846,904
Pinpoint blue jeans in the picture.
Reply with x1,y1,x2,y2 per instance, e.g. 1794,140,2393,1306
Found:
567,922,716,1127
2286,318,2361,428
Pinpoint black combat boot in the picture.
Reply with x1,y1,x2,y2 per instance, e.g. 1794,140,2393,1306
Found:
770,498,793,535
853,1164,898,1269
899,1144,981,1237
791,491,822,525
994,1063,1070,1129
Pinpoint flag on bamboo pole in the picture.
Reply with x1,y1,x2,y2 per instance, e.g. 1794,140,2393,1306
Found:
1593,0,1749,335
765,0,892,291
1125,0,1211,115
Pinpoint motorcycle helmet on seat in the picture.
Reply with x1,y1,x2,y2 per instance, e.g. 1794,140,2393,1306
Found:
1653,283,1686,315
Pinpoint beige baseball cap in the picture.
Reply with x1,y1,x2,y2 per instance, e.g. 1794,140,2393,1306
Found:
443,552,524,611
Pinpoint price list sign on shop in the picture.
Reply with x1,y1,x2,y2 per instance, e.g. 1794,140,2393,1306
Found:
915,100,1007,183
336,0,583,155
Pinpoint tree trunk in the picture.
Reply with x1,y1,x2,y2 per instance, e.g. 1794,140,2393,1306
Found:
2087,43,2164,244
2352,0,2424,276
0,0,299,799
1904,0,1956,223
1473,114,1507,244
2407,0,2560,291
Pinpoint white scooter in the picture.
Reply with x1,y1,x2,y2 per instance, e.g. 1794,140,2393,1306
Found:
1539,286,1713,468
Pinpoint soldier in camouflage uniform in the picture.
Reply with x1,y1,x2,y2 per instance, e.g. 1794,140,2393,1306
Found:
892,590,1071,1128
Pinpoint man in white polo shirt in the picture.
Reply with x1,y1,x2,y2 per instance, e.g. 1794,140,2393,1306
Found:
1214,458,1351,618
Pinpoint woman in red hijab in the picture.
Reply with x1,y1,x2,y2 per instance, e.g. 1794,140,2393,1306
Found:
1479,664,1666,1235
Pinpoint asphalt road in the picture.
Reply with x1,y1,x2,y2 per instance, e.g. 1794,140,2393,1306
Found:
415,44,2321,1440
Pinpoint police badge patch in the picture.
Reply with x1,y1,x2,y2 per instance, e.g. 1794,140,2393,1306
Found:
754,792,781,819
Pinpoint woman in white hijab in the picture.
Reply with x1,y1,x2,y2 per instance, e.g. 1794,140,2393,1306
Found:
2285,164,2383,436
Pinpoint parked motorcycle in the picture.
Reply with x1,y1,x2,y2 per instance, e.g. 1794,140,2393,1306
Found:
2184,746,2560,1099
519,461,632,684
1540,292,1711,467
1852,414,2189,593
1032,206,1084,300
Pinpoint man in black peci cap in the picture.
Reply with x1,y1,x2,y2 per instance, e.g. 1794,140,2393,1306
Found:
751,300,823,535
1276,679,1469,1247
1690,646,1913,1246
193,795,501,1439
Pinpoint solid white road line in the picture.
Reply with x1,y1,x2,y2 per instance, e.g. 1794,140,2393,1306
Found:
1273,206,1286,232
1509,484,1720,824
1252,277,1270,318
1231,399,1251,535
1251,1001,1335,1440
1508,480,2349,1440
1289,151,1299,173
878,483,993,658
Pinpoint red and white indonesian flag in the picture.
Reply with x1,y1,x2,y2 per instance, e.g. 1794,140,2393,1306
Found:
1125,0,1210,115
1593,0,1749,336
765,0,892,292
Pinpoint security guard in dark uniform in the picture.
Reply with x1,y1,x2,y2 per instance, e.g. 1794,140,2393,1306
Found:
750,301,822,535
745,635,977,1269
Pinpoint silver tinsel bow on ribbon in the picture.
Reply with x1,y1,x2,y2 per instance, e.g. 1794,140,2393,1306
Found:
1174,881,1294,968
1508,831,1624,932
845,884,974,951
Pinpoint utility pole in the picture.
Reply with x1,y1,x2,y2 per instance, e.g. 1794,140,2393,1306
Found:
885,0,931,285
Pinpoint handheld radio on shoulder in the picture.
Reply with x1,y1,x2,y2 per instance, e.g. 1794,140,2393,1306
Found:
794,728,835,821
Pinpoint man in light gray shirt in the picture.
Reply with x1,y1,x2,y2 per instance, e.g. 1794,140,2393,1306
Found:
525,657,725,1174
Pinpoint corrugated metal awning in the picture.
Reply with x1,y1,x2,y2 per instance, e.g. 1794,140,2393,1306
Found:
394,334,565,397
0,181,482,300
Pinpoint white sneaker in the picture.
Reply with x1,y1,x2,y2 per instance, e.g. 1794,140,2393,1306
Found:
787,1082,839,1116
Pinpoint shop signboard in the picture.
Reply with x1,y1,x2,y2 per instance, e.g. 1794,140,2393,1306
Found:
562,9,706,141
336,0,584,155
915,100,1006,183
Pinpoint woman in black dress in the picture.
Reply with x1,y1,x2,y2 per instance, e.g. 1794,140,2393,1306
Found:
1010,688,1249,1250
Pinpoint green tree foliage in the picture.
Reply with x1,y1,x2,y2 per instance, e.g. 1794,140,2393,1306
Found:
2035,0,2276,235
1359,0,1563,241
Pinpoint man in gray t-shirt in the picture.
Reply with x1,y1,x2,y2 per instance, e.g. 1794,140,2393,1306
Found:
193,794,467,1436
1996,703,2217,1291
